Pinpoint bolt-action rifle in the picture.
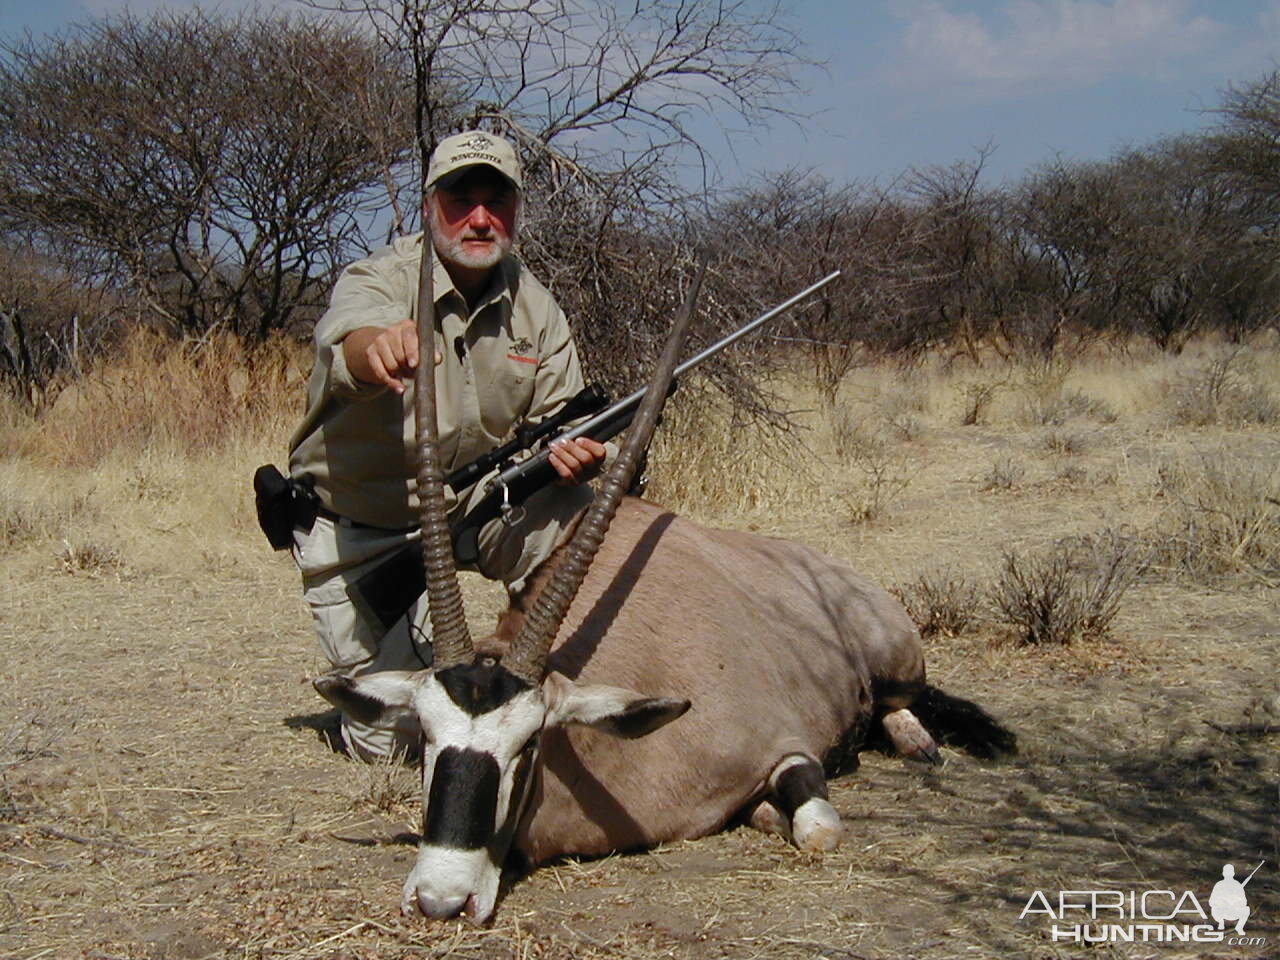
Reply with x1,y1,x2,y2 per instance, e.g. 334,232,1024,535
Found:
448,269,841,563
349,270,841,632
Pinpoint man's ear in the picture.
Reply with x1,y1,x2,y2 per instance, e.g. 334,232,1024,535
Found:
545,676,691,739
312,671,423,725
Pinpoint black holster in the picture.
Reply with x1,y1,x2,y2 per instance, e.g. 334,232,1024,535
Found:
253,465,318,550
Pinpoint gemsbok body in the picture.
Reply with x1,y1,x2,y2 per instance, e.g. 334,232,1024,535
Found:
314,268,1007,923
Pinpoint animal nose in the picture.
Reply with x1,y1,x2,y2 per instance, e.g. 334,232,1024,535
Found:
413,890,467,919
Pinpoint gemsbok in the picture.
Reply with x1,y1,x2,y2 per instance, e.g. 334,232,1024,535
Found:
313,271,1011,923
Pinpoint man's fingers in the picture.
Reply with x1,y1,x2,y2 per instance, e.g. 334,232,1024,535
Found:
401,322,419,370
369,334,408,393
578,438,607,459
367,352,402,394
549,437,608,486
548,446,575,484
550,439,589,469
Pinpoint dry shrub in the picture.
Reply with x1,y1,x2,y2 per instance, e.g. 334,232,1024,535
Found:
1021,386,1111,427
1012,354,1115,427
828,403,866,460
1162,347,1280,427
56,538,126,577
1054,464,1089,486
1042,429,1087,456
348,752,420,816
979,456,1024,492
890,380,930,415
894,568,983,639
887,411,924,442
1146,453,1280,585
829,412,911,523
956,379,998,426
1,328,305,468
990,529,1140,645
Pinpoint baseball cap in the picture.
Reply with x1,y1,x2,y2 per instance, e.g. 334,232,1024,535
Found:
426,131,523,191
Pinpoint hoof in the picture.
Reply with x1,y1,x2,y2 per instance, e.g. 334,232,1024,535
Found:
882,708,940,763
749,800,792,840
793,798,842,853
907,741,943,766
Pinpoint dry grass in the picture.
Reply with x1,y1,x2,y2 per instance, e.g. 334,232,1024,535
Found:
1,332,1278,959
1144,450,1280,586
3,328,305,466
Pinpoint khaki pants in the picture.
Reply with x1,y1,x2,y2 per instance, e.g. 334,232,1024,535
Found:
293,482,591,760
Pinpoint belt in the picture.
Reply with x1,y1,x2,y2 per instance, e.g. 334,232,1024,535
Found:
314,505,418,533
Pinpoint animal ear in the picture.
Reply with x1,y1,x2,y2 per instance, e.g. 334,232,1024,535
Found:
312,671,423,725
546,678,690,739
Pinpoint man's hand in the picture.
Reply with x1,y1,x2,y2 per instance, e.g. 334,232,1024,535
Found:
343,320,441,394
548,436,608,486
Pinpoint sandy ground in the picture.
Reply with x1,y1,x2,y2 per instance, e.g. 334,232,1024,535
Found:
2,391,1277,959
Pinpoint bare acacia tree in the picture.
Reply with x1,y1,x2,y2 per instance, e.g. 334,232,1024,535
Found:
706,171,899,397
304,0,810,390
900,150,1019,363
1007,157,1134,358
1208,71,1280,232
0,10,413,341
1202,71,1280,340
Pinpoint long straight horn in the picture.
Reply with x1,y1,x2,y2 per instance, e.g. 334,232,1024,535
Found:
503,258,707,685
414,239,474,670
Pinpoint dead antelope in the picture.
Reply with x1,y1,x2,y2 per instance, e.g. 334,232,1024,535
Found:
314,272,1009,923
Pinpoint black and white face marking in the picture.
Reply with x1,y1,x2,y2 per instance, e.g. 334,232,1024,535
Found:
405,658,547,922
311,660,691,924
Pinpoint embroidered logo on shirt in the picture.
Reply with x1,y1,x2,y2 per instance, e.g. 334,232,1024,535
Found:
507,337,537,365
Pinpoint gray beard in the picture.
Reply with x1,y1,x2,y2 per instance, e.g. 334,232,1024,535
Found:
429,215,514,272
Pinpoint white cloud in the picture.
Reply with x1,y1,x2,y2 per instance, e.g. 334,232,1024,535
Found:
882,0,1227,97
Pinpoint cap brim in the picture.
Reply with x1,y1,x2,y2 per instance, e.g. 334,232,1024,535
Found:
431,163,520,192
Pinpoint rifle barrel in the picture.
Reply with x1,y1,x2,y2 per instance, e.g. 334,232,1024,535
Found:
566,270,840,442
486,270,840,493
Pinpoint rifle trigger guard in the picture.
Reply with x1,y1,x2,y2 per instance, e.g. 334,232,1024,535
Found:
496,477,525,528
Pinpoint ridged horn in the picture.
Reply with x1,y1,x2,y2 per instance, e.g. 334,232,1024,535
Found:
414,236,474,670
503,257,707,685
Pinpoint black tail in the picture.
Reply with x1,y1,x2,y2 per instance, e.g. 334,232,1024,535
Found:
911,686,1017,760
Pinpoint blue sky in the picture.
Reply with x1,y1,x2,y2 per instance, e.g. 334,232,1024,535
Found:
3,0,1278,188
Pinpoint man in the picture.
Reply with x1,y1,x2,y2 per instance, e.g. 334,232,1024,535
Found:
1209,863,1251,934
288,131,607,761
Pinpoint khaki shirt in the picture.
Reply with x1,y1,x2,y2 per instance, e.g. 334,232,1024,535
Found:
289,233,587,529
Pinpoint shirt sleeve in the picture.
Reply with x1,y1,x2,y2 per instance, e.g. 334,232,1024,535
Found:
314,243,415,399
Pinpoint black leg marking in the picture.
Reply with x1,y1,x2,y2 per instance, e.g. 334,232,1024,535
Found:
425,747,499,849
774,760,828,819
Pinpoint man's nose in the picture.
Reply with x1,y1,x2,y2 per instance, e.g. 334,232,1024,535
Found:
465,204,494,230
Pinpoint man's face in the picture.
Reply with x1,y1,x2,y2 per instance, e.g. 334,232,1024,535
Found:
428,168,519,273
